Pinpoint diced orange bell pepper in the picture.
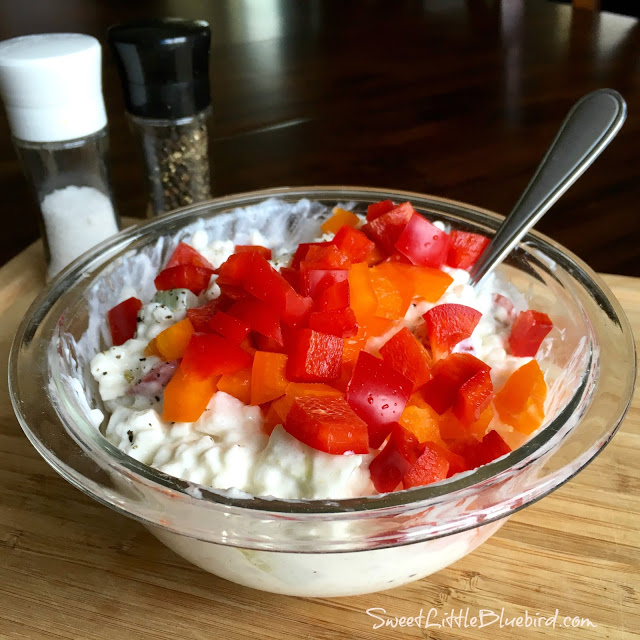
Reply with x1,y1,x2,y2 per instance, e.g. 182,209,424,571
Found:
217,368,252,405
343,329,368,367
271,395,291,422
370,263,414,315
155,318,195,361
437,409,463,440
262,403,283,436
251,352,289,405
365,244,387,266
399,404,445,446
438,404,495,441
468,403,495,441
494,360,547,435
387,263,452,302
368,270,406,320
410,265,453,302
366,317,395,337
144,337,162,358
162,368,218,422
348,263,377,323
272,382,343,422
321,207,360,234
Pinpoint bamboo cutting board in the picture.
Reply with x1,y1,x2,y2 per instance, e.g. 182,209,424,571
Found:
0,242,638,640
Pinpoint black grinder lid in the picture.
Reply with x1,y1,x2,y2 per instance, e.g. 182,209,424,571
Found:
108,18,211,119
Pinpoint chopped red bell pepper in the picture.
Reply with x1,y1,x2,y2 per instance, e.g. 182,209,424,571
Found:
234,244,272,260
243,254,313,326
508,310,553,357
186,297,232,332
228,297,283,346
362,202,415,253
280,267,301,292
107,297,142,346
395,214,450,268
220,285,249,300
218,252,312,327
421,352,490,414
286,328,343,382
379,327,432,391
479,430,512,462
452,430,511,470
216,252,254,287
423,303,482,361
452,369,493,424
366,199,395,222
308,307,358,338
402,443,450,488
154,264,214,295
254,334,284,352
446,230,490,270
369,424,423,492
346,351,413,448
315,279,350,311
209,310,251,344
284,394,369,455
301,244,351,269
164,242,214,271
301,268,349,298
369,444,409,493
290,242,329,269
180,333,253,380
332,225,375,263
427,441,468,478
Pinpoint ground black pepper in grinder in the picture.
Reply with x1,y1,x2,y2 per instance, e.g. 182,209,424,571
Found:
108,18,212,217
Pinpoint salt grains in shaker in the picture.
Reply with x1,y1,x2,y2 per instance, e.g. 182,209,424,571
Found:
0,33,120,279
108,19,213,217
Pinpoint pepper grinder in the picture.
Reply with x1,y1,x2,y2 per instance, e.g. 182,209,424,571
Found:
108,18,213,217
0,33,120,279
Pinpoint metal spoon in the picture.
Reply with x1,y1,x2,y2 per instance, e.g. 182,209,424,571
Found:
469,88,627,286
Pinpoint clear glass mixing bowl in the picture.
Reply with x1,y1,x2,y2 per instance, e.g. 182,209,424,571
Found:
9,187,636,597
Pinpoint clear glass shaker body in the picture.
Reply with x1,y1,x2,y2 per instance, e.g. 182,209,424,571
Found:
128,107,212,217
13,127,120,278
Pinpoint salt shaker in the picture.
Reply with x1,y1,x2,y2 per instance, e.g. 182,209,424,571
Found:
0,33,120,279
108,18,213,217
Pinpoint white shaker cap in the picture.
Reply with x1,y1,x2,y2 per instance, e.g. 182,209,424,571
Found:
0,33,107,142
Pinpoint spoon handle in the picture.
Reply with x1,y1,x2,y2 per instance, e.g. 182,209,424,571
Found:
469,89,627,286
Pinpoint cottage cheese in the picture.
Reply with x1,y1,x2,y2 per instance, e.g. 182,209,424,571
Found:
91,232,536,500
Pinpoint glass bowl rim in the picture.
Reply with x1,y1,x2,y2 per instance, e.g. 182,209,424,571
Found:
9,185,637,524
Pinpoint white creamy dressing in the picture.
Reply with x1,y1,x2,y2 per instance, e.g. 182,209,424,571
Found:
91,227,532,500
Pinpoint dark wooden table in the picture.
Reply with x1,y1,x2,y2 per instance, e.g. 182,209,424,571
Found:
0,0,639,275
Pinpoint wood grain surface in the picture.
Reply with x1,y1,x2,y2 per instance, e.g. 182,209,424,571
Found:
1,1,640,275
0,241,638,639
